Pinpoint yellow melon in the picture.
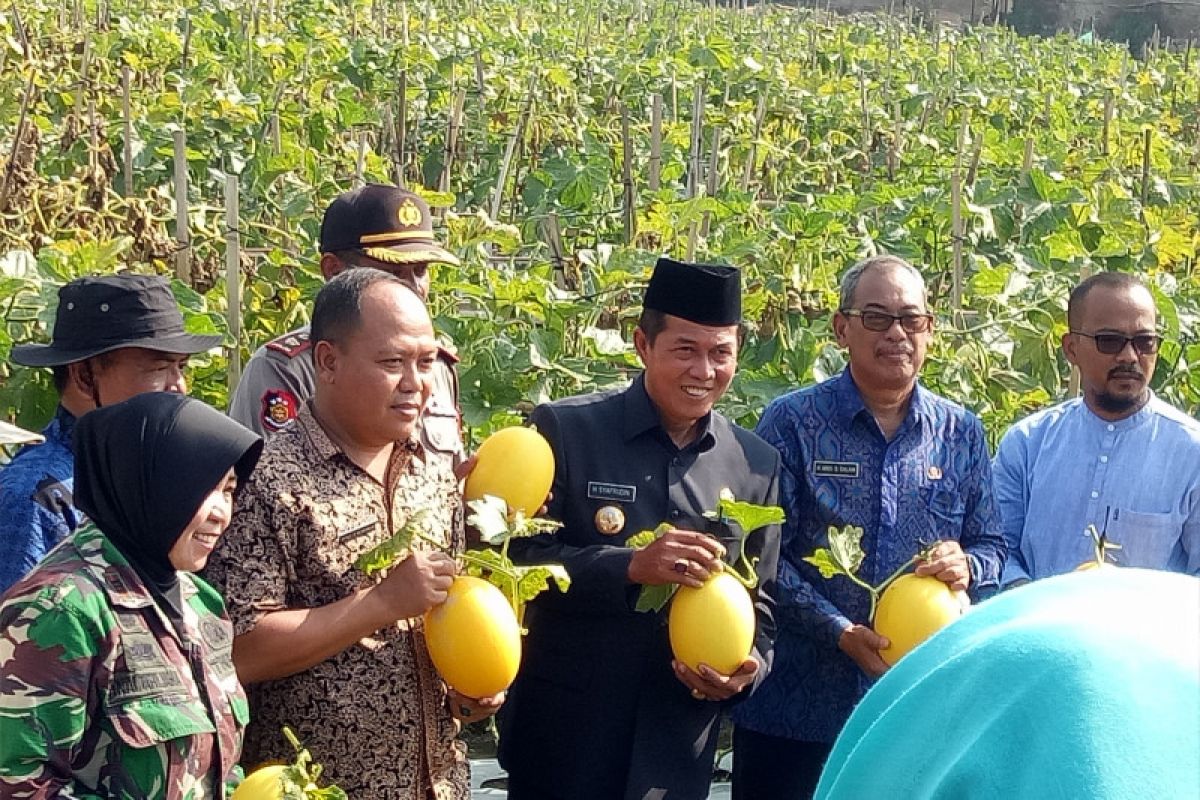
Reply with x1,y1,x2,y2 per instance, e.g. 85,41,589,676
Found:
424,576,522,698
668,572,756,675
464,426,554,518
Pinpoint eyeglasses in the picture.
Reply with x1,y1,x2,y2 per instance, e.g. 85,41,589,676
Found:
1071,331,1162,355
841,309,934,334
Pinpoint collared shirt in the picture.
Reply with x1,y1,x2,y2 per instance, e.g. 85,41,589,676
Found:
732,369,1006,743
203,404,468,800
499,374,781,799
994,393,1200,584
0,406,84,594
0,523,246,798
228,325,464,465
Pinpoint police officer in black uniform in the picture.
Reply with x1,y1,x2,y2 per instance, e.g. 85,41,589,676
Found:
499,257,782,800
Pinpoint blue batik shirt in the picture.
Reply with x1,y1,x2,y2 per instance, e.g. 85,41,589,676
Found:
0,406,83,595
732,369,1006,743
994,393,1200,584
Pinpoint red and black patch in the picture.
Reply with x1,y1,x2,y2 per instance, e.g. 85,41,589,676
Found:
260,389,299,432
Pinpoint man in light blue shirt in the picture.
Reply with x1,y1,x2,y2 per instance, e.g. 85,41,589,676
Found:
994,272,1200,586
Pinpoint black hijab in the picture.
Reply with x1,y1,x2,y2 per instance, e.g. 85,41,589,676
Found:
73,393,263,594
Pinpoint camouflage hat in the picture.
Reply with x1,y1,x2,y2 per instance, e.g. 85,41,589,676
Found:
319,184,460,267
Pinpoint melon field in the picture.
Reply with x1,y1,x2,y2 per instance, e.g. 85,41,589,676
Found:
1,0,1198,439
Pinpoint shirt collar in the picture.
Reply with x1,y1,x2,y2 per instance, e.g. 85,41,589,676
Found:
45,404,78,450
623,372,718,452
1077,390,1159,432
74,523,197,611
298,401,425,464
833,368,930,432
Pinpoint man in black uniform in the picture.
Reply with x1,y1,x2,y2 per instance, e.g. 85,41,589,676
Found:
499,257,782,800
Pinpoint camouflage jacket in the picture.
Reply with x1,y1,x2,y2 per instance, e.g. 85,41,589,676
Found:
0,524,248,799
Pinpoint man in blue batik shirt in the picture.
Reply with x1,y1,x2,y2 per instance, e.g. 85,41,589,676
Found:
730,255,1006,800
0,275,218,594
994,272,1200,585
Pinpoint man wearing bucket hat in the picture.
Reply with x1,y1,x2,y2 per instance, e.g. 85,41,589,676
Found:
228,183,464,466
498,257,782,799
0,273,219,594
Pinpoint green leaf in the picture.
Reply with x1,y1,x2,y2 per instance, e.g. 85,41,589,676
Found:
353,515,429,575
626,522,671,550
635,582,678,613
712,497,786,534
466,495,512,545
802,549,843,580
513,564,571,603
828,524,866,575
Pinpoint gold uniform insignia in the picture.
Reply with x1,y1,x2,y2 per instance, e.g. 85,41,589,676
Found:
927,465,943,480
397,198,423,227
594,505,625,535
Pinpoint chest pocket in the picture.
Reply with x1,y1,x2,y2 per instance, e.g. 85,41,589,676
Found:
919,484,966,534
1107,510,1179,568
420,399,462,455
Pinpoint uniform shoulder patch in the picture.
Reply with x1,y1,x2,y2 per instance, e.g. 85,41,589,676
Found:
265,330,312,358
261,389,300,432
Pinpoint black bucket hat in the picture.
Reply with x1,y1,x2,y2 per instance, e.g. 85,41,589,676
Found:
11,274,222,368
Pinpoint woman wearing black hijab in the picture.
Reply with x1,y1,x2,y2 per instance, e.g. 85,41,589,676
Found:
0,392,262,798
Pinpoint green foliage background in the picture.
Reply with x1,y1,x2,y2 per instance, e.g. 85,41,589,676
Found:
1,0,1198,445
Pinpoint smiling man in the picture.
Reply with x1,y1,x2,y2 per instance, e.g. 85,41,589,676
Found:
205,269,474,799
499,257,782,800
994,272,1200,585
730,254,1005,800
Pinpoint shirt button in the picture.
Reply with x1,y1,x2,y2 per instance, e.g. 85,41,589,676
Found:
1091,491,1099,498
1100,456,1108,463
1107,424,1115,432
670,509,681,519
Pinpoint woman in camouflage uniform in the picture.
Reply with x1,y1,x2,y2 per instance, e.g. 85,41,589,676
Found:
0,393,262,798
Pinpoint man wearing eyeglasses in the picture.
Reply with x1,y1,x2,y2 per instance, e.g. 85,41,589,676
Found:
229,185,464,467
993,272,1200,586
730,255,1005,800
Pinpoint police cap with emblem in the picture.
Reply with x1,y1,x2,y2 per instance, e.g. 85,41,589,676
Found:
11,274,221,367
643,256,741,326
319,183,461,267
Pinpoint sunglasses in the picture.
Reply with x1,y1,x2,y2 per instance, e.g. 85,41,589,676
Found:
841,309,934,334
1071,331,1161,355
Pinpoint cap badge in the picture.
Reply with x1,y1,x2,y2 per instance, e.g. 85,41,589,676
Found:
397,198,423,228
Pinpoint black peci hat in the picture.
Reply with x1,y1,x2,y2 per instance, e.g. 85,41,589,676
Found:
319,184,460,267
643,257,741,326
11,274,221,368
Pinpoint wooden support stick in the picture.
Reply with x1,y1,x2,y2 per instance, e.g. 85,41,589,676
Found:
1140,128,1152,203
742,92,767,192
122,65,134,195
491,75,536,220
621,104,635,244
225,174,242,393
649,93,663,192
173,129,191,283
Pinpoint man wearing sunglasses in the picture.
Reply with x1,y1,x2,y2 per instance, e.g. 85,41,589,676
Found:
994,272,1200,586
731,255,1005,799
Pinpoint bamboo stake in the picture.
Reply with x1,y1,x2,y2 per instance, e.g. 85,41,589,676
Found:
172,129,190,283
542,213,568,289
1021,136,1034,178
122,65,134,195
621,104,635,244
700,126,721,238
397,70,408,185
1140,128,1152,203
1101,90,1114,156
355,129,368,187
887,101,901,182
742,92,767,192
225,174,242,393
490,76,536,220
686,78,705,199
649,93,663,192
438,87,466,196
951,110,968,313
0,72,35,213
10,2,29,57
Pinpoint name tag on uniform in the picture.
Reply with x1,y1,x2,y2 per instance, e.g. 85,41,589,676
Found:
813,461,860,478
587,482,637,503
